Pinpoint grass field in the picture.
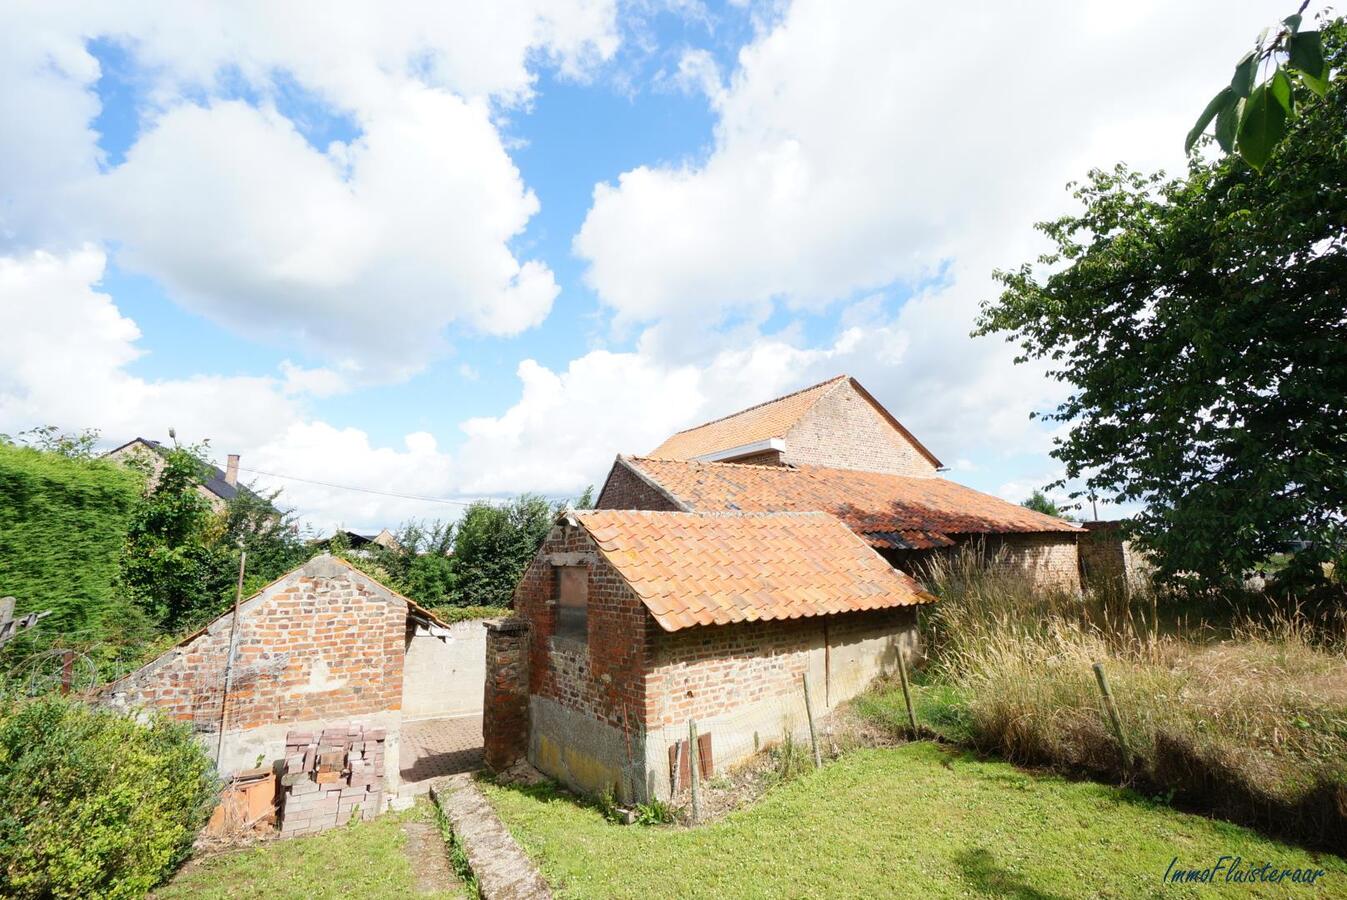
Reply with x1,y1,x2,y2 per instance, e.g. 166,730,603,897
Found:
154,801,464,900
483,743,1346,899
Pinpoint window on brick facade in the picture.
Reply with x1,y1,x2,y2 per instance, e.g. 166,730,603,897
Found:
555,565,588,639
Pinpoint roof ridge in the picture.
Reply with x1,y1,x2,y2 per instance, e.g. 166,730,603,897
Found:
578,508,830,519
629,454,801,472
662,374,847,438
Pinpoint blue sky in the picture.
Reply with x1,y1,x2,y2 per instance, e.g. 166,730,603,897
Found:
0,1,1285,530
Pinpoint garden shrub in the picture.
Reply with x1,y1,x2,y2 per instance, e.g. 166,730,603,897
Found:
0,696,217,898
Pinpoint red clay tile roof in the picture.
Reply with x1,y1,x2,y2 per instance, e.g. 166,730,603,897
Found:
648,375,846,459
617,456,1081,549
573,509,935,632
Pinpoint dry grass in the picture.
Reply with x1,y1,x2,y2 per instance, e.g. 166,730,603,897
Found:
868,550,1347,852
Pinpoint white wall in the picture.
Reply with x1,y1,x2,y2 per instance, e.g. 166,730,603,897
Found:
401,620,487,720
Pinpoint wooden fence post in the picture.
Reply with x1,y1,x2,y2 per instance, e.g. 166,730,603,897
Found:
216,552,248,768
60,650,74,695
1092,661,1131,772
687,720,701,824
802,674,823,768
896,643,918,739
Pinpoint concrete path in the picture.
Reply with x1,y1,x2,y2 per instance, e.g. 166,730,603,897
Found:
401,715,484,793
430,774,551,900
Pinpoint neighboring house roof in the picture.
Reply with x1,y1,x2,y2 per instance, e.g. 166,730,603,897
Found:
611,456,1081,549
318,529,402,551
571,509,935,632
104,437,242,502
647,375,942,469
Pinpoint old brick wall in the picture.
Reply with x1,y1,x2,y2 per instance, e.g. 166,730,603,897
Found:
645,607,914,728
1079,521,1153,594
508,521,654,796
107,557,408,771
511,522,652,729
977,533,1082,592
783,379,938,477
482,619,529,771
596,461,682,510
642,607,917,797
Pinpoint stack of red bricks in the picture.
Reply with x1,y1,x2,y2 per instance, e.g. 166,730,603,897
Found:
278,722,386,836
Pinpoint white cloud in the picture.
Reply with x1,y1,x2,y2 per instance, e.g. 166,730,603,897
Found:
246,423,460,533
0,1,620,376
0,246,301,451
578,0,1282,322
453,354,703,494
572,0,1287,458
449,312,1056,497
668,48,724,104
0,247,462,532
100,88,557,377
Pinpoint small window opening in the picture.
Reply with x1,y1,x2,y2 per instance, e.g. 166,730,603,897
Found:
555,565,588,639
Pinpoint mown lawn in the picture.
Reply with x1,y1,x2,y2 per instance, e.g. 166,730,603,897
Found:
483,743,1347,899
154,800,464,899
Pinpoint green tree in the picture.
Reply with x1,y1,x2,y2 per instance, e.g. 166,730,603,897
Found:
451,495,554,607
0,425,102,460
1021,490,1064,519
345,520,458,607
118,443,228,629
976,20,1346,589
211,485,310,598
1188,5,1335,170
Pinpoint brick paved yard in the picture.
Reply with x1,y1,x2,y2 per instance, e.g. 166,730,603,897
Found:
400,715,484,789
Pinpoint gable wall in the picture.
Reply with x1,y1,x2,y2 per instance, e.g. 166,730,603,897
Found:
784,380,938,477
596,461,682,510
107,559,408,778
511,523,655,797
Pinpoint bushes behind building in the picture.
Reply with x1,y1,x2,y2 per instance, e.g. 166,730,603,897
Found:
0,695,216,899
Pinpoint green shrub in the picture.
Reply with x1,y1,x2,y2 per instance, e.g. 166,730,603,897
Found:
0,696,217,898
427,604,510,624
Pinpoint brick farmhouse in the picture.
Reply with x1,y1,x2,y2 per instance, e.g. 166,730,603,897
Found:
483,375,1086,802
599,374,1084,590
485,509,934,802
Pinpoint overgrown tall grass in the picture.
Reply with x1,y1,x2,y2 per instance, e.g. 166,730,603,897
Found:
871,549,1347,852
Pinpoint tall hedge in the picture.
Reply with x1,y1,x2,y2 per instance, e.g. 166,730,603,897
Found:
0,444,143,635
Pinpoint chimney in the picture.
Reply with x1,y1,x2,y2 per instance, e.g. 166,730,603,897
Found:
225,454,239,487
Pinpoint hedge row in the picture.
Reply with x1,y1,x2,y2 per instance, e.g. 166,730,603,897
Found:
0,444,143,634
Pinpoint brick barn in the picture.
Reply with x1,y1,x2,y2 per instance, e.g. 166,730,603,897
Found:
598,375,1084,591
484,509,934,802
105,555,483,801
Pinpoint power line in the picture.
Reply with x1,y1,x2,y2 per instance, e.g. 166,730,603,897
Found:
234,465,571,507
235,466,478,505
